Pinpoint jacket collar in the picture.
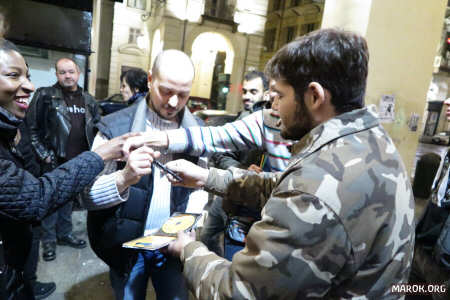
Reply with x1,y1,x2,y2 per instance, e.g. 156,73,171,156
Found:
130,97,149,132
128,92,147,106
0,107,21,143
288,105,379,166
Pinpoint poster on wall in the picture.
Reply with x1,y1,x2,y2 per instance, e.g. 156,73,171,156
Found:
378,94,395,123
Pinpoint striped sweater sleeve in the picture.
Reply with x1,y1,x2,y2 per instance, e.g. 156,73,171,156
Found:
167,110,265,156
167,109,293,173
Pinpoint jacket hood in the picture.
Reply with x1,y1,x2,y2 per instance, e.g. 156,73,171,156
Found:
0,106,21,142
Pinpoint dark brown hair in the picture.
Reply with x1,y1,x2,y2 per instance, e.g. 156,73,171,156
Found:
265,28,369,114
120,68,149,93
244,70,268,91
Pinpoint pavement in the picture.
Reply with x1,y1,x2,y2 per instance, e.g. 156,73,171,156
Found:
36,210,158,300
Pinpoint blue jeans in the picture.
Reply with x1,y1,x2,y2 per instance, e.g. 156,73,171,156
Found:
41,200,73,242
109,251,188,300
224,236,245,260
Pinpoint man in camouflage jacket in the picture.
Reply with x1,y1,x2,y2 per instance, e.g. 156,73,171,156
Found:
137,28,415,299
171,103,415,299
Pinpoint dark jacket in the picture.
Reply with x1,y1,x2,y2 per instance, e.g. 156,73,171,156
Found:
0,107,104,300
87,97,203,275
26,83,100,164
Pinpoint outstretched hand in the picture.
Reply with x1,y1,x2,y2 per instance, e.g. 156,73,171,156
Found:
167,230,196,258
247,164,262,173
164,159,209,188
122,130,169,158
94,132,142,161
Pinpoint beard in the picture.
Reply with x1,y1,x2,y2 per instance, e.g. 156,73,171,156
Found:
280,99,314,140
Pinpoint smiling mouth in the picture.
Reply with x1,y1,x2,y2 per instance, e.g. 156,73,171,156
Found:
15,98,29,109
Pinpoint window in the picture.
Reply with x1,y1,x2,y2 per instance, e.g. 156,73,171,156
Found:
272,0,282,11
301,23,316,35
128,28,142,44
209,0,218,16
286,26,296,43
204,0,233,20
264,28,277,52
127,0,146,10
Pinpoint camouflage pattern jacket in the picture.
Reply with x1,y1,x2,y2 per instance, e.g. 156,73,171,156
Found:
181,105,415,299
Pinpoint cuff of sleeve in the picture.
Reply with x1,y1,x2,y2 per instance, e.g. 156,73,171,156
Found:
167,128,189,153
181,241,206,263
85,151,105,170
86,171,128,210
204,168,229,196
107,172,130,202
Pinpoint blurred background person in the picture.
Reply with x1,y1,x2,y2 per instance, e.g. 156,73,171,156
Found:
239,70,269,116
26,57,101,262
203,71,290,259
120,67,148,106
100,68,149,116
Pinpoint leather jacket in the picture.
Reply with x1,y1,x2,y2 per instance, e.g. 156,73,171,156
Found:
26,83,100,163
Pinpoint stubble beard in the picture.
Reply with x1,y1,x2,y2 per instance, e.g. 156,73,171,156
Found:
280,101,314,141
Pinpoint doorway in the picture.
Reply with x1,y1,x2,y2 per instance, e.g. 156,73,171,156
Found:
190,32,234,108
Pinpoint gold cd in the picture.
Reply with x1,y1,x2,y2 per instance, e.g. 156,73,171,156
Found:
131,236,175,248
162,215,195,234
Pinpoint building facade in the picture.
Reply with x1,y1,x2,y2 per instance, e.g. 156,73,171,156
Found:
260,0,324,70
91,0,269,113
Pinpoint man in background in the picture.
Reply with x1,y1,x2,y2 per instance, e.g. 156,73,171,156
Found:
27,58,100,261
204,71,289,258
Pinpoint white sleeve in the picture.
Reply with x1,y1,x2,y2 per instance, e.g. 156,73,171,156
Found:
83,132,129,210
185,189,209,215
184,156,209,215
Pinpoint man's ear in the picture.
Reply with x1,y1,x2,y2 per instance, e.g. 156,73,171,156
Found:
305,82,326,111
147,71,153,90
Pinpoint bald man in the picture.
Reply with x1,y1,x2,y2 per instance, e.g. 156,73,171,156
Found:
27,57,100,262
85,50,206,300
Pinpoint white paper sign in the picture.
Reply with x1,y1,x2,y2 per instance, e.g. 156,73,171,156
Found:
379,95,395,123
